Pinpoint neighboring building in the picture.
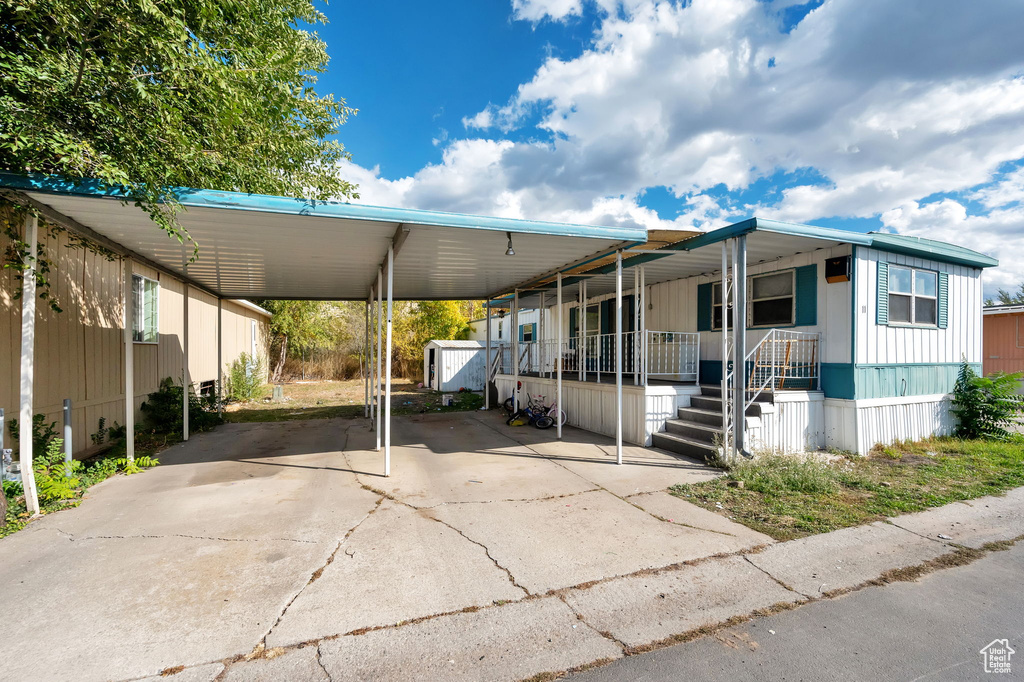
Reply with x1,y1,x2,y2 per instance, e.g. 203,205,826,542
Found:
982,305,1024,377
467,308,546,344
423,340,487,391
492,218,995,456
0,227,270,456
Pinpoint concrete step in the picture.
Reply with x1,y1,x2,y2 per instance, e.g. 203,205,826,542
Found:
675,407,726,427
663,419,720,444
686,397,764,418
651,431,719,462
699,384,775,404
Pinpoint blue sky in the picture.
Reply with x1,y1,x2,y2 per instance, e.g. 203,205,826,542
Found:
315,0,1024,292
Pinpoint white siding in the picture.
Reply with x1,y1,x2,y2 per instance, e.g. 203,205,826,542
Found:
750,392,826,453
424,342,487,392
824,395,954,454
537,245,853,366
855,248,982,365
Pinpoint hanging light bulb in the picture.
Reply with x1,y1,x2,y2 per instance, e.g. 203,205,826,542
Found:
505,231,516,256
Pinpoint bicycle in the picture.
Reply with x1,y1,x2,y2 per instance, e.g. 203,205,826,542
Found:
503,385,566,430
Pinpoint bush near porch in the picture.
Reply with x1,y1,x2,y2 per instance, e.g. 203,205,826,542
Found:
672,438,1024,541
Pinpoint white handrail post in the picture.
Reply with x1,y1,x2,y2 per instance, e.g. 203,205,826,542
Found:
557,272,563,440
364,297,370,418
733,235,747,459
217,299,223,417
384,244,394,477
20,214,40,515
640,265,647,386
485,301,492,410
579,280,586,382
615,250,623,465
720,242,730,461
539,292,545,377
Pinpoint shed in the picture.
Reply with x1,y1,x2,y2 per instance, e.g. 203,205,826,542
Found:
423,340,487,392
983,305,1024,377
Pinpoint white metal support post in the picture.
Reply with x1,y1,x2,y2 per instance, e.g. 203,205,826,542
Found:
364,298,370,418
384,244,394,477
513,290,519,412
124,257,135,463
539,292,545,377
721,241,731,460
556,272,563,440
579,280,587,382
640,266,647,386
375,269,382,450
733,235,748,459
20,214,40,515
182,283,190,441
485,302,492,410
633,266,640,384
217,299,223,417
615,250,623,465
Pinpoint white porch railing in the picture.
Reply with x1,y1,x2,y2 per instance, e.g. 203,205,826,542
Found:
745,329,821,406
495,330,699,385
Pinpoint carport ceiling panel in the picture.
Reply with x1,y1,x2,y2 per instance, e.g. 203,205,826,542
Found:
391,227,627,300
28,193,398,299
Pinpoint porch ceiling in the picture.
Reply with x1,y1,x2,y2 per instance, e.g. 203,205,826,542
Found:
0,174,646,301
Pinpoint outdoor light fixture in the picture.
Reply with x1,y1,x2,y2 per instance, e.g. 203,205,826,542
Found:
505,231,516,256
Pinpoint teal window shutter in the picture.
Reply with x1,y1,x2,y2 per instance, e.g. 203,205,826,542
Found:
518,324,524,343
876,261,889,325
569,306,578,337
938,272,949,329
794,264,817,326
697,283,712,331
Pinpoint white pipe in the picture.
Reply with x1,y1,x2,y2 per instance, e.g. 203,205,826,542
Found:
20,214,40,515
384,244,394,477
376,268,382,450
182,283,190,441
513,290,519,412
217,299,223,418
615,250,623,465
485,302,492,410
124,257,135,463
556,272,563,440
364,297,370,418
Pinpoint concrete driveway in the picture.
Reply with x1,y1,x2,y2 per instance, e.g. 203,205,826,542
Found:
0,411,771,682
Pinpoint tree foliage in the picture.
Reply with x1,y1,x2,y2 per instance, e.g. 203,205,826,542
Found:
1,0,357,304
258,299,340,381
986,283,1024,307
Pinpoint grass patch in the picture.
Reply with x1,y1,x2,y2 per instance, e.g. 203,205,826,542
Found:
671,437,1024,541
225,379,483,423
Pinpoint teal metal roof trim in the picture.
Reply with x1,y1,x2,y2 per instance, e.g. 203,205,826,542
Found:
670,217,997,269
0,173,647,242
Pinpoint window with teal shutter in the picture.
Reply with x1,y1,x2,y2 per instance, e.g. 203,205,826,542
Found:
794,264,817,326
696,283,712,331
876,262,889,325
938,272,949,329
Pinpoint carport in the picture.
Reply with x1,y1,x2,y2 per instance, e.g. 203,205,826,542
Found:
0,173,647,515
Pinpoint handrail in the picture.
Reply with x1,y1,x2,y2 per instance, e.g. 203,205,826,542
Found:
744,329,821,409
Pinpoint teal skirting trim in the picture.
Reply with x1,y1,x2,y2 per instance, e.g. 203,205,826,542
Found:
853,363,978,400
697,361,973,401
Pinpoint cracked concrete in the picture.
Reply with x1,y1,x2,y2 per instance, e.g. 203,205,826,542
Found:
9,412,1012,682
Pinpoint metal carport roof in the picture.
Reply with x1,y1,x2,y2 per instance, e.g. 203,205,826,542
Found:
0,173,648,301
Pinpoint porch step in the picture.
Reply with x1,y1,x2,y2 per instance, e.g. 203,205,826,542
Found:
675,407,728,427
664,418,719,444
685,397,764,419
651,431,718,462
698,383,774,404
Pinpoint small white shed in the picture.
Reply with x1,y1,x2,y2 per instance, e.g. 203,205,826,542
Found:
423,340,487,391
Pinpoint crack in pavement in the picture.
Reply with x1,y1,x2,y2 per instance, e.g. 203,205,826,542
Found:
427,514,531,596
414,487,602,509
73,532,320,544
555,592,629,653
742,555,806,597
315,642,333,682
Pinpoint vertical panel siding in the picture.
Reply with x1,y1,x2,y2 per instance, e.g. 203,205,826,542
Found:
983,313,1024,375
823,396,954,455
0,226,269,456
855,248,982,365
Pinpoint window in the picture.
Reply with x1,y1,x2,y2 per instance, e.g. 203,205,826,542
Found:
132,275,159,343
571,304,601,337
888,266,937,326
712,271,795,329
521,323,535,342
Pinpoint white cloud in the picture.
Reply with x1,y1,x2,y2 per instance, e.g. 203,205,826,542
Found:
339,0,1024,289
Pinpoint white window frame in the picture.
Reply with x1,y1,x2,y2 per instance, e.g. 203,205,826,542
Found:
521,322,535,342
887,265,938,327
132,274,159,344
712,269,796,330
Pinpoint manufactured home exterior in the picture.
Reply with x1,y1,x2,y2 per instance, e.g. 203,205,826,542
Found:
0,225,270,456
489,219,994,456
982,305,1024,377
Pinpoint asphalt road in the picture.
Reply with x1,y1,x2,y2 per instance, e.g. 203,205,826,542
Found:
570,543,1024,681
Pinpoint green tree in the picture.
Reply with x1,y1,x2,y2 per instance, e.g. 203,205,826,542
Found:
259,300,339,381
1,0,357,303
986,283,1024,307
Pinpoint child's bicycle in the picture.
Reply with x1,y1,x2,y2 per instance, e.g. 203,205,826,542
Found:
503,384,567,430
